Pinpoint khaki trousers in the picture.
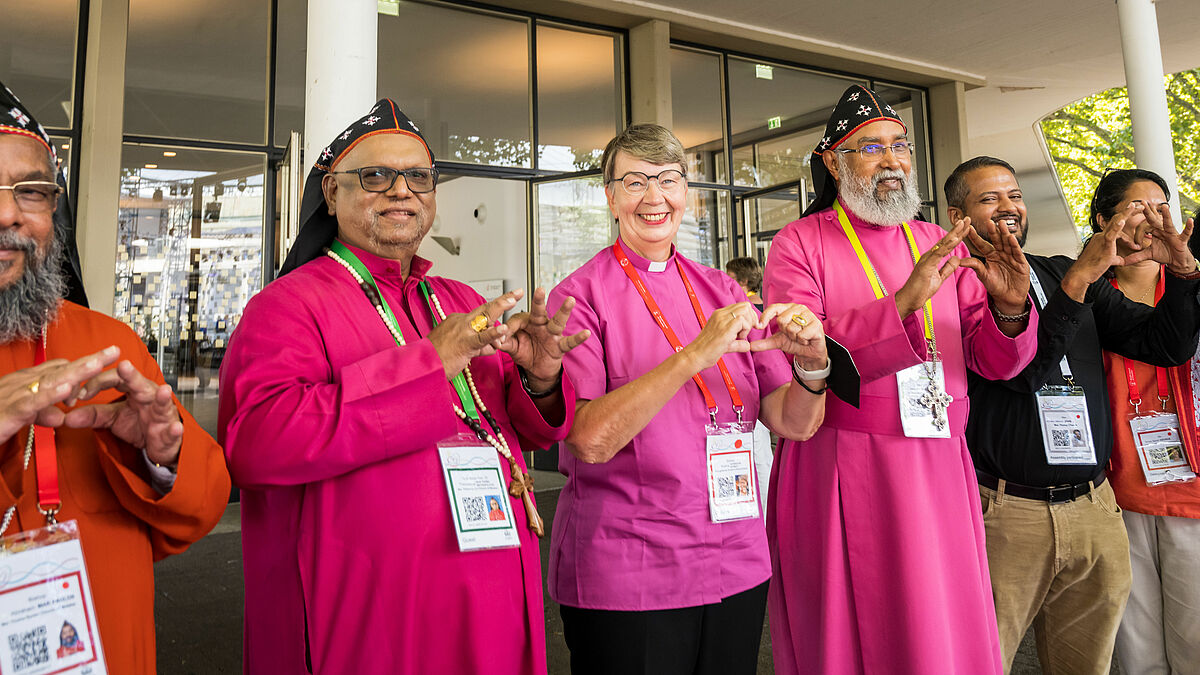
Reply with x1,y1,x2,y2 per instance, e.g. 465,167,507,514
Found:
1115,510,1200,675
980,479,1132,675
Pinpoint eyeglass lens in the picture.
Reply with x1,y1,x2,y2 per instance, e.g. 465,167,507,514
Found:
860,143,912,157
620,170,685,195
358,167,437,193
1,183,60,213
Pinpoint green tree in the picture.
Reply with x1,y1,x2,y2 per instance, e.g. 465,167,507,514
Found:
1040,68,1200,236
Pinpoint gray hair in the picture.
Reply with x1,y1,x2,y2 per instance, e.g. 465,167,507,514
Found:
601,124,686,184
0,216,66,343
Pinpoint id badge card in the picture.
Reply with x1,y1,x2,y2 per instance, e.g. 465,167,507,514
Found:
1128,413,1198,486
1036,385,1098,465
437,435,521,552
896,362,952,438
0,520,107,675
705,422,759,523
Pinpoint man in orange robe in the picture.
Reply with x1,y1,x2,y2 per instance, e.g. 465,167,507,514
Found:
0,80,231,674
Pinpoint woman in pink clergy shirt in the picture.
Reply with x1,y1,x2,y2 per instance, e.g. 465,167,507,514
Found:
547,124,852,675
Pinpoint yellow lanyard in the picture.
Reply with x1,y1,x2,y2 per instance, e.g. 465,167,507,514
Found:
834,201,936,346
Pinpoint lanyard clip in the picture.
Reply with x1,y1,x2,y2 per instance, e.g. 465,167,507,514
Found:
1130,398,1141,415
709,408,718,425
734,406,744,424
1159,395,1170,409
37,503,59,527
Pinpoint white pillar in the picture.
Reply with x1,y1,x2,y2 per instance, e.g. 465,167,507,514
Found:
1116,0,1183,227
304,0,377,171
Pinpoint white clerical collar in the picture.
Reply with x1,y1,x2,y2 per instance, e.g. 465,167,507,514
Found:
647,260,667,273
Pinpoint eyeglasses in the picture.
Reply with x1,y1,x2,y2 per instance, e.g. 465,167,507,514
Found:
331,166,439,193
0,181,62,213
608,169,687,196
836,142,915,159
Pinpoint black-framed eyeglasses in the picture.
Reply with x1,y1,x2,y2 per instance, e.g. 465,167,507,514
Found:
331,166,439,193
0,181,62,213
836,142,915,159
607,169,687,196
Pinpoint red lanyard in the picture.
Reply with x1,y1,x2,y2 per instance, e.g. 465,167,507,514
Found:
613,241,744,422
1112,274,1169,414
32,336,61,519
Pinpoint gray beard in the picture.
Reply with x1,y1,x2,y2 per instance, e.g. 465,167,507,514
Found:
0,230,65,343
836,154,923,226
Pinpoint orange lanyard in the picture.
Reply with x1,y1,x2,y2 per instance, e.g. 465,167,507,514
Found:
1112,274,1169,414
612,240,744,422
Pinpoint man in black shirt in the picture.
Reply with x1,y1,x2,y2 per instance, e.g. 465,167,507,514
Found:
947,156,1200,674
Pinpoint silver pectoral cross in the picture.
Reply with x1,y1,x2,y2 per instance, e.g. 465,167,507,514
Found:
917,380,954,431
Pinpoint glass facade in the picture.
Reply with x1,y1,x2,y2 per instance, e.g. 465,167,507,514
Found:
10,0,938,435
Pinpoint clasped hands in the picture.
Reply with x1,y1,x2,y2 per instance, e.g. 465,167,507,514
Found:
0,347,185,469
681,302,827,373
428,288,590,391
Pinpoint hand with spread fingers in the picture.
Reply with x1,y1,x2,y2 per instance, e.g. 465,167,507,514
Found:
1124,202,1197,275
1063,207,1138,300
0,346,121,445
893,218,971,319
428,290,523,379
498,287,589,391
681,302,758,373
750,303,828,370
959,215,1031,315
62,359,185,469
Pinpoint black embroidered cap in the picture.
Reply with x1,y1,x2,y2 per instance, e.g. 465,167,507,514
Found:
277,99,434,276
803,84,907,217
0,81,56,164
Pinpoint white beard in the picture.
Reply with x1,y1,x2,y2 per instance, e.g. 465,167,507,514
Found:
836,154,923,226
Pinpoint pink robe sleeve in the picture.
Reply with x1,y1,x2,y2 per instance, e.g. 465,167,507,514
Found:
949,241,1039,380
218,288,461,489
764,224,923,384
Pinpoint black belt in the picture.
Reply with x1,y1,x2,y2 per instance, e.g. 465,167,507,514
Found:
976,469,1106,504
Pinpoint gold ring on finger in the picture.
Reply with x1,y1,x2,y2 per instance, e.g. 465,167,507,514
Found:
27,381,40,395
791,314,808,328
470,315,489,333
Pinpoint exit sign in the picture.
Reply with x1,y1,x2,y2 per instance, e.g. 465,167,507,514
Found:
767,116,782,130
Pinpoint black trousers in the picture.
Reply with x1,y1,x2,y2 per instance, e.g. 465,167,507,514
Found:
559,580,768,675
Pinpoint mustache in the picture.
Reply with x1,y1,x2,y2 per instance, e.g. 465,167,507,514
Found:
0,231,39,258
872,168,906,187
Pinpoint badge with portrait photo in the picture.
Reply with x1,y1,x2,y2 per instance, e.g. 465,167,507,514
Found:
437,435,521,552
705,422,759,523
0,520,107,675
1128,413,1197,486
1036,385,1097,465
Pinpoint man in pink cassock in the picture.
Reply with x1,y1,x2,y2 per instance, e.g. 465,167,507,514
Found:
218,99,587,674
762,84,1039,674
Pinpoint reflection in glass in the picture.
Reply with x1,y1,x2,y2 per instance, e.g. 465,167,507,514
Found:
676,188,724,268
115,145,266,437
742,186,801,265
0,0,79,128
727,58,866,189
50,136,72,184
670,47,725,184
537,25,622,172
534,177,611,291
124,0,270,144
381,4,532,167
273,0,307,147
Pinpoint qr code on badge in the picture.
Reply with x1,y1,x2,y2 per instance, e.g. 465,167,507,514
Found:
8,625,48,672
717,476,734,498
1051,429,1071,448
462,496,486,523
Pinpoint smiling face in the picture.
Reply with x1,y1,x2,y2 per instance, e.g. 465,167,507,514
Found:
823,120,921,226
1107,179,1167,257
950,165,1028,250
322,133,436,262
605,151,688,261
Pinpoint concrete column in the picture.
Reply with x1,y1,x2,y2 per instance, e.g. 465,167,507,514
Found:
77,0,129,315
628,20,672,128
927,81,969,225
1117,0,1183,227
304,0,377,170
